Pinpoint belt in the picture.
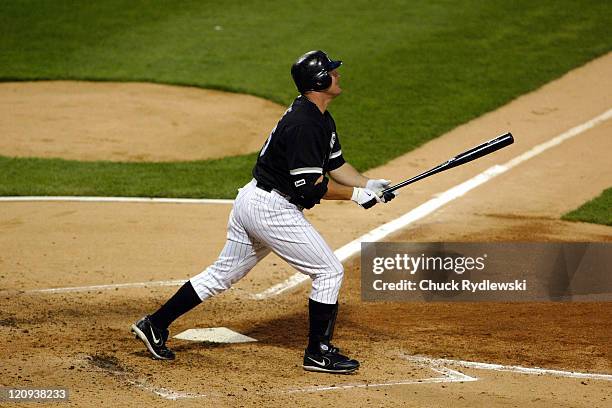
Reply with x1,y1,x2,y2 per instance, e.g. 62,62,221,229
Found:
256,180,290,198
255,180,299,207
255,180,274,193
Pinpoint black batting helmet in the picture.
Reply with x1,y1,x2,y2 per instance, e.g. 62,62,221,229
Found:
291,50,342,94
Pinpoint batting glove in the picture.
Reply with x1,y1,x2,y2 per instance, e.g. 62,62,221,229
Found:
351,187,381,209
365,178,396,204
365,178,390,194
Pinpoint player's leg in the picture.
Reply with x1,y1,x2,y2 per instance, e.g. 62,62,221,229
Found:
265,228,357,373
259,220,358,373
243,191,358,373
132,186,270,360
189,238,270,301
132,238,269,360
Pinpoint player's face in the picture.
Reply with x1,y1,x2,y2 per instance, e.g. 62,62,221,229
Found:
326,69,342,96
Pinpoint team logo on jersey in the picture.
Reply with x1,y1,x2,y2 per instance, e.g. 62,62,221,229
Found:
330,132,336,148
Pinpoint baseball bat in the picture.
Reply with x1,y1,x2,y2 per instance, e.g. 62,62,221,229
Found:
382,132,514,194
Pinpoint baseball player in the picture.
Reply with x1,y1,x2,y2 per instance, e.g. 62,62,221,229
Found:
131,50,395,374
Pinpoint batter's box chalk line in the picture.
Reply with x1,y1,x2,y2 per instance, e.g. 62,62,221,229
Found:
98,352,477,400
284,364,476,394
86,358,208,400
90,350,612,400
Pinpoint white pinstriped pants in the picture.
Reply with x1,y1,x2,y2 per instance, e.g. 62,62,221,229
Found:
190,179,343,304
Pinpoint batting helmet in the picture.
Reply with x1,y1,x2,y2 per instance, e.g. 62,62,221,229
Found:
291,50,342,94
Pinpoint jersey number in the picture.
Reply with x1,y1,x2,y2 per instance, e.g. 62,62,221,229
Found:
259,106,292,157
259,126,276,157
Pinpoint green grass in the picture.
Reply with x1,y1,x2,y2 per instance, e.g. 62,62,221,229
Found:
0,155,256,198
0,0,610,197
562,188,612,226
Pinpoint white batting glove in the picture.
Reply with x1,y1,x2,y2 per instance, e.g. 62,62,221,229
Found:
365,178,396,203
365,178,390,194
351,187,381,209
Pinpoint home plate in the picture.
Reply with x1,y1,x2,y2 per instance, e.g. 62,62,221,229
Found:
173,327,257,343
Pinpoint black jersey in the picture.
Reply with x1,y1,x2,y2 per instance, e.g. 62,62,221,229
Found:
252,95,345,198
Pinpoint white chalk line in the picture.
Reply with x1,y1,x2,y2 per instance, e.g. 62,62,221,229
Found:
117,352,612,400
126,378,207,400
292,365,476,393
252,107,612,299
284,366,476,394
0,196,234,204
89,365,207,400
114,353,476,400
405,355,612,381
22,279,244,295
26,279,187,294
14,108,612,296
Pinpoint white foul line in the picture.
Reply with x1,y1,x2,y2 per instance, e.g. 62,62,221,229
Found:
14,108,612,296
26,279,187,294
0,196,234,204
405,355,612,381
252,108,612,299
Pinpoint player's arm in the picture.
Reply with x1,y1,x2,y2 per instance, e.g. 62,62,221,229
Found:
329,162,393,194
287,126,392,209
292,173,392,209
327,137,392,196
322,177,353,200
328,162,368,188
322,175,393,209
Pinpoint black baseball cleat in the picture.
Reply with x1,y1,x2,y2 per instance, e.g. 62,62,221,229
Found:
303,343,360,374
131,315,175,360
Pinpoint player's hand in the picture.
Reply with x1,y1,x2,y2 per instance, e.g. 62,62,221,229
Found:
380,190,395,203
364,179,396,204
351,187,381,209
365,178,390,194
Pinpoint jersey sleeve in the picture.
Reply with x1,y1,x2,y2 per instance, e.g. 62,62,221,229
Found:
328,133,345,171
285,125,327,179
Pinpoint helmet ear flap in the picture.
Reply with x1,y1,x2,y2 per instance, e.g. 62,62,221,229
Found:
312,71,332,91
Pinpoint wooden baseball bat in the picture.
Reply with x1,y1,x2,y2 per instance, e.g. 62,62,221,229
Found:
382,132,514,195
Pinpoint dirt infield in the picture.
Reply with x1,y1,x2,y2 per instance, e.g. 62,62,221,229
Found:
2,275,610,407
1,53,611,407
